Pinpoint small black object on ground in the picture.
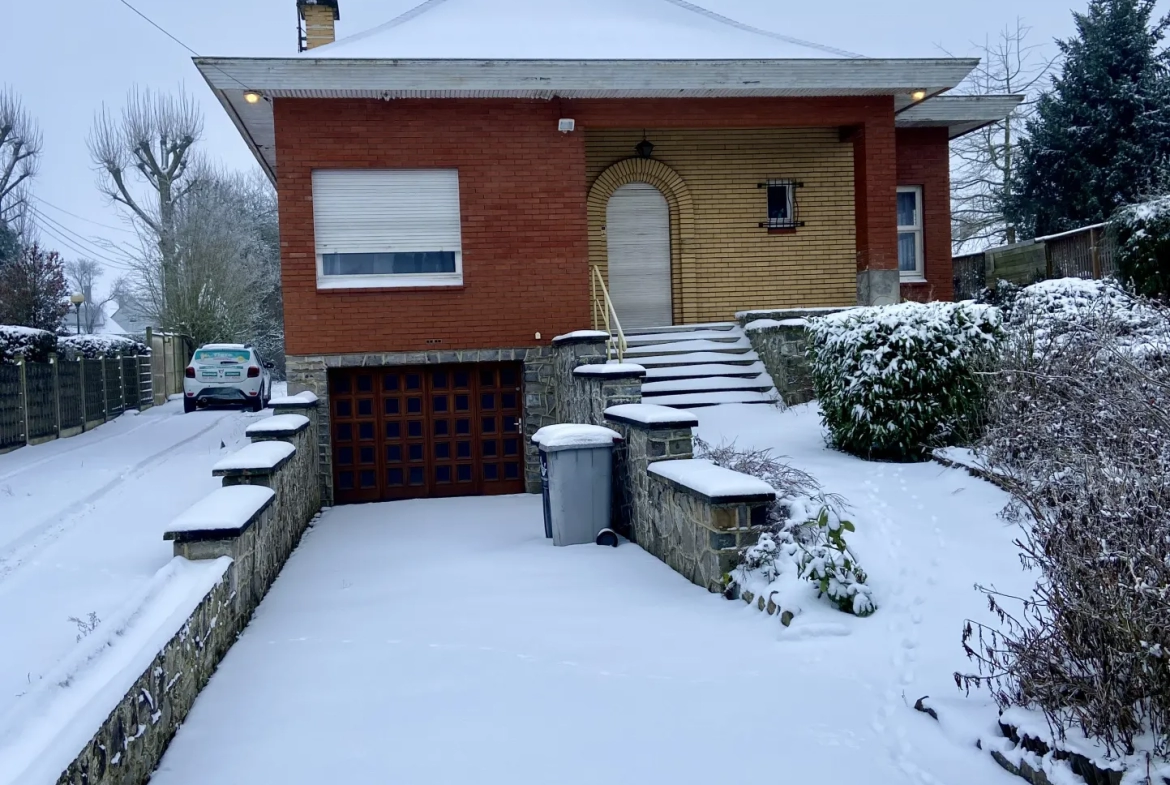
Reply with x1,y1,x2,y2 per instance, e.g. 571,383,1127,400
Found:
595,528,619,547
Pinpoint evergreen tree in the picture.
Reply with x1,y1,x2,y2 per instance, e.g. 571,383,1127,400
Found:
1012,0,1170,236
0,244,70,331
0,222,19,270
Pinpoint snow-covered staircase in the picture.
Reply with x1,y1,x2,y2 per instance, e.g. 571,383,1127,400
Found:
615,322,779,409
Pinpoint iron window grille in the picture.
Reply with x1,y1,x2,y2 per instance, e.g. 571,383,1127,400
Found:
758,179,805,229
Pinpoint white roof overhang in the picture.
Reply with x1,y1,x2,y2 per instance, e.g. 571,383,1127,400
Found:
194,56,980,179
894,94,1024,138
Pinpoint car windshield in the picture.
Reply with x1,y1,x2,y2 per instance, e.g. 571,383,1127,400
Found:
194,349,249,364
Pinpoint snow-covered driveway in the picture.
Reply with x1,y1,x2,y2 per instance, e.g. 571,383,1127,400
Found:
152,404,1025,785
0,398,268,718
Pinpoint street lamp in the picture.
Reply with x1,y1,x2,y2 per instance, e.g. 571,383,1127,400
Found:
70,292,85,335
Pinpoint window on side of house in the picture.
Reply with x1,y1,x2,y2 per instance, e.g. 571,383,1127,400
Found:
897,186,925,281
765,180,796,229
311,169,463,289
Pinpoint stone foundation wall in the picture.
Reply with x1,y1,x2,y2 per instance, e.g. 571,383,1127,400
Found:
738,308,851,406
56,410,323,785
567,367,644,427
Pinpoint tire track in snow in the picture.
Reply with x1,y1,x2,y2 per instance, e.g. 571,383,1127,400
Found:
0,410,235,588
0,415,159,484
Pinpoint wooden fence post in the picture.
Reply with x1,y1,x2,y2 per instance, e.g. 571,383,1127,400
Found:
51,353,62,438
16,357,29,447
1090,227,1102,280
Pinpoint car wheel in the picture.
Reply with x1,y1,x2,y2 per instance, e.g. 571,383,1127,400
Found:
183,397,196,414
250,395,264,412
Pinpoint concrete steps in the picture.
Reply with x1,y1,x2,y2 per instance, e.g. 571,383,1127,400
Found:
612,323,779,410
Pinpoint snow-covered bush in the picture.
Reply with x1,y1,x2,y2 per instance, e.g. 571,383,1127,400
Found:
694,439,872,617
1112,195,1170,301
58,334,148,360
974,280,1023,319
807,302,1002,461
0,325,57,363
959,281,1170,757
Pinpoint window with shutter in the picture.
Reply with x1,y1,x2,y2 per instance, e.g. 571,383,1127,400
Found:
312,169,463,289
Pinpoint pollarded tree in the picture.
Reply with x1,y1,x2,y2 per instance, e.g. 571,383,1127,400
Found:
0,86,42,231
1012,0,1170,236
0,243,69,331
88,86,203,328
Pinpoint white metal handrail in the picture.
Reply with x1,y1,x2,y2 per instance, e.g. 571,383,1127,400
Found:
590,265,627,362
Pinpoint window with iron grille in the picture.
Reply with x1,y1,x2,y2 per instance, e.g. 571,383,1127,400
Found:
758,179,804,230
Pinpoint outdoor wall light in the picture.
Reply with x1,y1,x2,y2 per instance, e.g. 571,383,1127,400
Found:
244,91,263,104
635,136,654,158
911,89,927,101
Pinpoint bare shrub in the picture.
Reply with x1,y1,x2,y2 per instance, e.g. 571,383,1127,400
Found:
693,436,845,535
957,280,1170,757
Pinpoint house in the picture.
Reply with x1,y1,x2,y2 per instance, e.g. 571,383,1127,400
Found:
195,0,1020,505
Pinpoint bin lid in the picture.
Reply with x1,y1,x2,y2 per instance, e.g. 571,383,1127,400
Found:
533,423,622,451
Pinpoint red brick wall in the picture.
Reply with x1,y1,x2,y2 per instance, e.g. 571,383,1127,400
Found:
896,127,954,301
273,96,902,356
274,98,590,357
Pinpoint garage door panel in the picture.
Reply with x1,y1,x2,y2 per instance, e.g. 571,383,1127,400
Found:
330,362,524,504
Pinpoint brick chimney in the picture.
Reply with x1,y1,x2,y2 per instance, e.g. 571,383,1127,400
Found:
298,0,339,50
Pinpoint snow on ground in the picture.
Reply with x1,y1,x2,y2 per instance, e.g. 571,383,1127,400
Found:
152,402,1027,785
0,395,275,720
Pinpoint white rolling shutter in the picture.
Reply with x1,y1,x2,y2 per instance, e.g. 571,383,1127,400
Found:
312,169,463,288
313,169,461,254
606,183,673,329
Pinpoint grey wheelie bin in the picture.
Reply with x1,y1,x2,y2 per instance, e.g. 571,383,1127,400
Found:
532,424,620,546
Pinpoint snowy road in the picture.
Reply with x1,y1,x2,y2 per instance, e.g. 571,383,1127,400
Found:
152,403,1026,785
0,398,269,718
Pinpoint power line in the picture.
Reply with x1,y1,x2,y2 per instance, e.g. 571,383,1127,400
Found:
661,0,865,59
27,206,139,271
29,196,137,235
113,0,255,92
29,204,138,262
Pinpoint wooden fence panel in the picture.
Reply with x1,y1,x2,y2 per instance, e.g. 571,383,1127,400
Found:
0,364,22,450
952,253,986,300
58,360,83,431
25,362,58,441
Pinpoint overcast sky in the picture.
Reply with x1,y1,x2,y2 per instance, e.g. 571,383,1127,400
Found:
5,0,1168,295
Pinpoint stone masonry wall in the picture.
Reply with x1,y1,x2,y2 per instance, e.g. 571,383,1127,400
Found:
738,308,851,406
56,413,322,785
603,410,771,593
567,368,644,427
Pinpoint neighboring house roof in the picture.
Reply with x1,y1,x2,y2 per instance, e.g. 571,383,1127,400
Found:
109,298,159,336
895,95,1025,139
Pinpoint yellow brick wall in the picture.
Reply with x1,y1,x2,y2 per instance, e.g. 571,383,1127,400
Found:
585,128,857,324
302,5,337,49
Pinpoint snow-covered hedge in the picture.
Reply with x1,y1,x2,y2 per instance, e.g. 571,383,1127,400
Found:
57,334,148,360
807,302,1002,461
1111,195,1170,300
0,325,57,364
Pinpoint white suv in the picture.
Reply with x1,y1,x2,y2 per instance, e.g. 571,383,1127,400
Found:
183,344,273,413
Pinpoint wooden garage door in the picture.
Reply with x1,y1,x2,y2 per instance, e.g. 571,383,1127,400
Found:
330,363,525,504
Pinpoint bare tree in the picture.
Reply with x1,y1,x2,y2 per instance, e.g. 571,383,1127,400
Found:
946,20,1056,251
88,86,203,326
0,86,43,230
64,258,126,334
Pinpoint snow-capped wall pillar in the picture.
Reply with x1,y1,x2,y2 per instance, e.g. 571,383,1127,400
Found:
603,403,774,592
550,330,610,424
569,363,645,426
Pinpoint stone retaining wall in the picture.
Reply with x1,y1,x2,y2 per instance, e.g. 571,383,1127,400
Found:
603,405,773,592
56,405,323,785
737,307,851,405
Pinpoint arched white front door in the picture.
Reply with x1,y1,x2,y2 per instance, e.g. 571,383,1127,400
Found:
606,182,672,329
